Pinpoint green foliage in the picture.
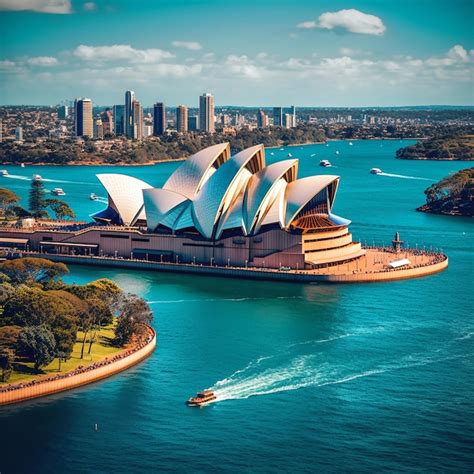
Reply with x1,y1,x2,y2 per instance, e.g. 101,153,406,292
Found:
114,295,153,346
46,198,76,220
28,179,48,217
0,257,68,285
17,325,56,370
397,135,474,161
0,347,14,382
0,188,20,216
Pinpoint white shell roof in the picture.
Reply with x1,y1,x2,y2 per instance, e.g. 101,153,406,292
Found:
284,175,339,228
243,159,298,235
163,142,230,199
97,174,153,226
192,144,265,239
143,188,189,231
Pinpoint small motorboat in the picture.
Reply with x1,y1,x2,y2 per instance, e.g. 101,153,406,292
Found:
288,153,293,158
270,152,274,156
51,187,66,196
90,193,98,201
0,170,8,176
33,174,42,181
320,159,332,167
370,168,383,175
349,142,353,146
335,150,340,155
186,390,217,407
310,153,316,157
20,163,25,168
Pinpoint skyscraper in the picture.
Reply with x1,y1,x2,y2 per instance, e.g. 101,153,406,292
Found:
94,119,104,139
290,105,296,126
273,107,283,127
125,90,135,138
153,102,166,136
15,127,23,141
188,115,198,131
257,109,269,128
58,105,68,120
199,93,215,133
74,98,93,137
133,101,143,140
176,105,188,133
113,105,125,135
101,109,113,136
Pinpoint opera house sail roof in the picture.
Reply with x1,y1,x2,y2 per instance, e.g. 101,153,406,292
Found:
92,143,346,239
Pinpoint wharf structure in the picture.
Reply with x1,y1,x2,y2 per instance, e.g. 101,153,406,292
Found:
0,143,447,282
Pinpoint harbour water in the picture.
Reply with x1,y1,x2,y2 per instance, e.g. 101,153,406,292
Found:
0,140,473,472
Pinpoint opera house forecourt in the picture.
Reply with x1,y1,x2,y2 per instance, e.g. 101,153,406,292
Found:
0,143,447,283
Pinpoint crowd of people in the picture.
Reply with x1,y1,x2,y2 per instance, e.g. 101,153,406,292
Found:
0,331,154,395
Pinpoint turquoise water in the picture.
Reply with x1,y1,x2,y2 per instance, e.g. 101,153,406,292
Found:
0,140,473,472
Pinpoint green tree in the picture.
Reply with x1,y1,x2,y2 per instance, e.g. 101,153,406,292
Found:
0,257,68,285
28,179,48,217
0,188,20,216
17,325,56,370
114,295,153,346
46,199,76,220
0,347,14,382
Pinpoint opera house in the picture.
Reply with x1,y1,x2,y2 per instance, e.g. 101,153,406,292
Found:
82,142,364,269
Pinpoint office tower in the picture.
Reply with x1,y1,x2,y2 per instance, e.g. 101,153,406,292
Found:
188,115,198,131
0,121,2,143
199,92,215,132
153,102,166,136
94,119,104,139
15,127,23,141
101,109,113,136
74,98,93,137
257,109,269,128
58,105,68,120
176,105,188,132
220,114,230,126
143,125,153,137
290,105,296,126
125,90,135,138
113,105,125,135
284,113,295,128
273,107,283,127
133,101,143,139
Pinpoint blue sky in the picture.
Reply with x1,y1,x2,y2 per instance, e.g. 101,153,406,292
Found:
0,0,473,106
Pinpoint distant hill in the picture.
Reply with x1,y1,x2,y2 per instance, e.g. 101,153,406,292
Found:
397,135,474,161
417,168,474,217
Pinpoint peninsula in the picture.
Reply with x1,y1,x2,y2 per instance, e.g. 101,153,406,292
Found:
396,135,474,161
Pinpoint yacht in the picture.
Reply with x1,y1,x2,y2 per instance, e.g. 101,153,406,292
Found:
186,390,217,407
20,163,25,168
51,187,66,196
349,142,353,146
0,170,8,176
33,174,42,181
370,168,383,175
90,193,98,201
335,150,340,155
320,160,332,167
288,153,293,158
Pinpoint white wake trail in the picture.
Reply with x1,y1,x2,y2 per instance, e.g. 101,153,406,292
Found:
378,172,433,181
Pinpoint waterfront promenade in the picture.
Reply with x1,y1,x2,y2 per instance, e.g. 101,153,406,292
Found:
0,327,156,406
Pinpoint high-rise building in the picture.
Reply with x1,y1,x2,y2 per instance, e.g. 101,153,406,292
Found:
257,109,269,128
188,115,198,131
153,102,166,136
113,105,125,135
125,90,135,138
15,126,23,141
94,119,104,139
273,107,283,127
199,93,215,133
58,105,68,120
176,105,188,133
133,101,143,140
74,98,93,137
284,113,295,129
101,109,113,136
290,105,296,126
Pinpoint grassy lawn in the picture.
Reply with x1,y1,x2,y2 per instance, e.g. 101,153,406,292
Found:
2,323,124,385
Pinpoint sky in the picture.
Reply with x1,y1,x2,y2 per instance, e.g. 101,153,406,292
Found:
0,0,473,107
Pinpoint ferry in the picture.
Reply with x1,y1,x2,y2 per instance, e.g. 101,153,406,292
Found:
370,168,383,175
90,193,98,201
186,390,217,407
0,170,8,176
33,174,42,181
51,187,66,196
319,159,332,167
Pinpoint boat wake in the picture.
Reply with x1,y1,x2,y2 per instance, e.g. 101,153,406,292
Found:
378,172,433,181
210,340,472,403
148,296,304,304
4,174,93,185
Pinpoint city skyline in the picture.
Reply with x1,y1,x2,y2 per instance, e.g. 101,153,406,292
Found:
0,0,473,106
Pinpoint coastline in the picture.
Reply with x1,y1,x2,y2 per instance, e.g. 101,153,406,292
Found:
0,326,156,406
0,157,187,167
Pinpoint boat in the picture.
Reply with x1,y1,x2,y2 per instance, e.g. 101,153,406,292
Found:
51,187,66,196
20,163,25,168
349,142,353,146
335,150,340,155
33,174,42,181
270,152,274,156
0,170,8,176
288,153,293,158
370,168,383,175
90,193,98,201
186,390,217,407
320,159,332,167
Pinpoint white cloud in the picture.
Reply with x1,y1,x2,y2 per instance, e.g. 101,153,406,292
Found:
27,56,58,66
298,9,386,36
447,44,469,62
73,44,174,63
171,41,202,51
83,2,96,11
0,0,71,13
